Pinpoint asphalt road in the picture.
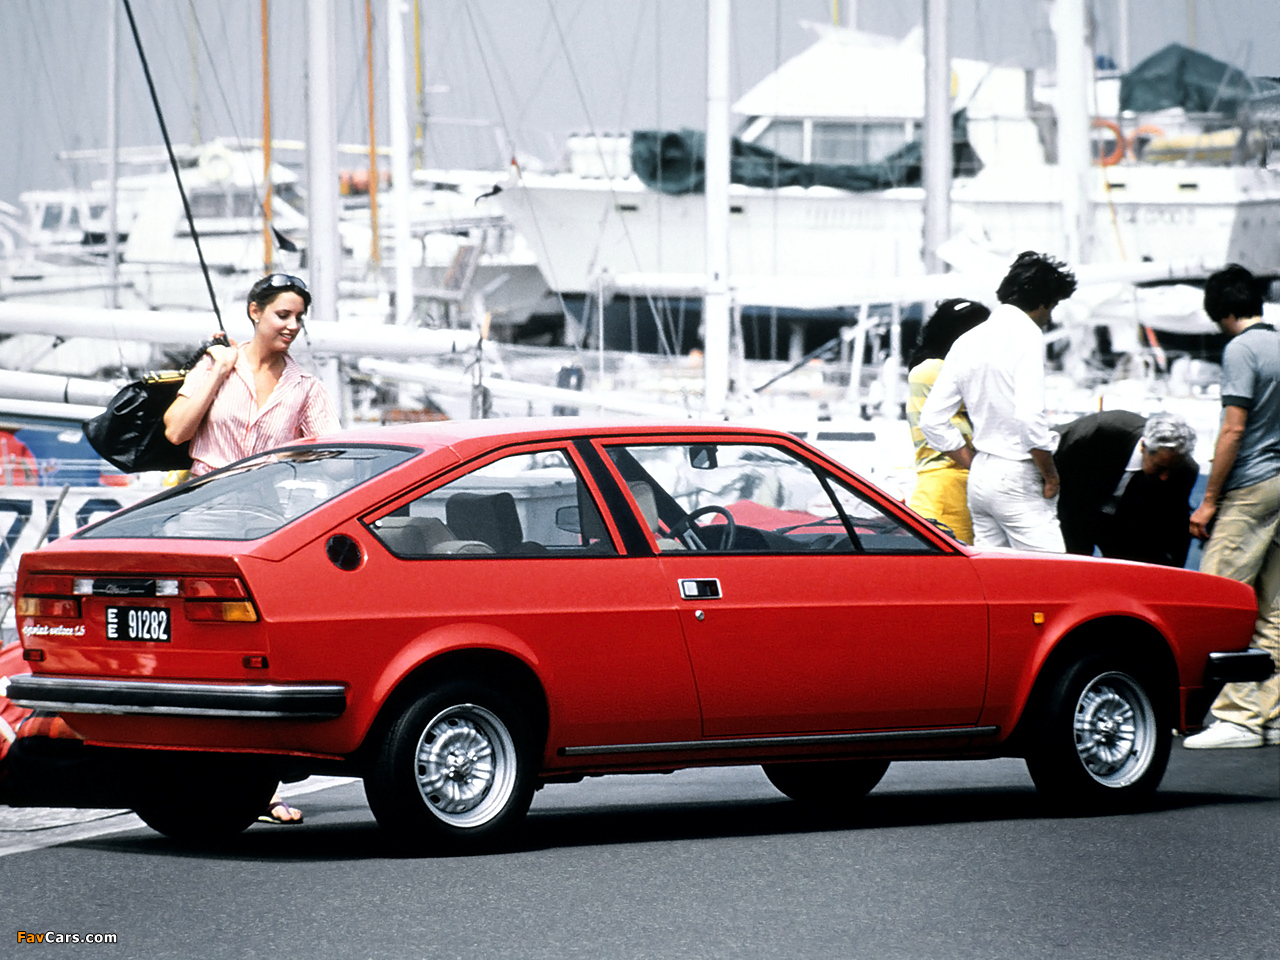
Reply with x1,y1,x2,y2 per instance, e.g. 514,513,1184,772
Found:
3,743,1278,960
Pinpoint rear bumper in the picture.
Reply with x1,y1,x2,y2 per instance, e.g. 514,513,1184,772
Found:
7,675,346,720
1205,649,1276,684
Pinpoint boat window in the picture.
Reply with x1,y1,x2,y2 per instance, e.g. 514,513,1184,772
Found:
231,191,258,218
67,206,80,228
368,449,615,558
189,191,227,219
812,122,909,165
89,204,107,220
753,120,804,163
275,182,306,215
76,445,418,541
40,204,63,231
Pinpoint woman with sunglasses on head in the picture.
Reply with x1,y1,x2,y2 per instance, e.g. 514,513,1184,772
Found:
164,273,339,478
163,273,339,826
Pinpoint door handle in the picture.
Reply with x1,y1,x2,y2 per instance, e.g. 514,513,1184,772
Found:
678,578,721,600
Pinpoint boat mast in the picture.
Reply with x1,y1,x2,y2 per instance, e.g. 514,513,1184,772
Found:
365,0,381,269
412,0,424,170
1052,0,1091,265
387,0,413,324
262,0,274,273
922,0,951,274
305,0,342,328
703,0,731,417
106,0,119,309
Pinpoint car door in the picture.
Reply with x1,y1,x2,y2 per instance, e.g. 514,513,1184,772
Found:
597,438,989,738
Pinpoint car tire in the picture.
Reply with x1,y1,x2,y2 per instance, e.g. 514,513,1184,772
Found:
1024,654,1171,812
132,761,277,843
364,681,536,853
762,758,890,808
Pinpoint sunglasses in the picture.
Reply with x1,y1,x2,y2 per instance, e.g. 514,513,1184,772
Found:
252,273,309,295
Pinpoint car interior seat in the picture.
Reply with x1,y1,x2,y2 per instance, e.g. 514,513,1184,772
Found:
627,481,685,552
374,515,493,556
445,492,546,554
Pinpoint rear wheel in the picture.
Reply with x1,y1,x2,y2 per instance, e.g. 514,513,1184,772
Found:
762,758,890,808
132,759,277,843
1025,654,1171,812
364,680,536,853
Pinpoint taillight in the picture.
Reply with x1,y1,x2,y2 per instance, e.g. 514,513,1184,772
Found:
184,578,248,599
183,577,257,621
24,575,73,594
16,596,80,618
184,600,258,622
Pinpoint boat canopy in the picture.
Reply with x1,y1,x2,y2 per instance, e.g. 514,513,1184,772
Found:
1120,43,1280,116
631,111,981,196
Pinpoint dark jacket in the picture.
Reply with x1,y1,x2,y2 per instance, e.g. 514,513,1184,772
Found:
1053,411,1198,567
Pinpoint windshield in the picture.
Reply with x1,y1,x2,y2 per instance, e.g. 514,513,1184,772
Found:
78,445,418,541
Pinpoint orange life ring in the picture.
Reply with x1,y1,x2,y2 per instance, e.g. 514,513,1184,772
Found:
1092,119,1126,166
1126,124,1166,160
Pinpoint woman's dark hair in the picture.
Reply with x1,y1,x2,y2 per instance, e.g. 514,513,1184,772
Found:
247,272,311,319
995,251,1078,312
908,298,991,369
1203,263,1264,323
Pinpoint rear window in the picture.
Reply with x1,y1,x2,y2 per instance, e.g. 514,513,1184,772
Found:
77,445,418,541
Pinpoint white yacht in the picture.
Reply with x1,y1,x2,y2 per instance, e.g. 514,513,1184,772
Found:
499,23,1280,298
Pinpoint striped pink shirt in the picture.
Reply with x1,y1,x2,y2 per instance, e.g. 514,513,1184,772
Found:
180,351,340,475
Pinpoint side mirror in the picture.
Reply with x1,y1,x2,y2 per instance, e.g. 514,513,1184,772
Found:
555,505,581,534
689,445,718,470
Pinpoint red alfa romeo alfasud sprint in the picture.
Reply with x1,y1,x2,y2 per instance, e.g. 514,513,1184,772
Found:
8,420,1272,850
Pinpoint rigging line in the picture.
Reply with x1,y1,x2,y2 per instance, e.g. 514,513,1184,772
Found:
21,0,74,175
120,0,223,332
460,1,573,331
543,0,679,361
471,0,579,154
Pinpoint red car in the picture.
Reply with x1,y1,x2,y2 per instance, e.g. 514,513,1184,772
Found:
7,420,1272,849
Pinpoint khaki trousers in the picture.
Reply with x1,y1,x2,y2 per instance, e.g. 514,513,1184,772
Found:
1199,472,1280,733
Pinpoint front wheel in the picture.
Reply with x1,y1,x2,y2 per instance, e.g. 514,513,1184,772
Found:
364,681,536,853
1024,655,1171,812
762,758,890,809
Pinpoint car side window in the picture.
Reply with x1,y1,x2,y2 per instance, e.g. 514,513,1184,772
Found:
601,443,829,553
825,475,940,554
368,449,616,558
605,442,941,555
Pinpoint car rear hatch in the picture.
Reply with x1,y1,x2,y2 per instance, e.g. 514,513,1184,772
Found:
17,545,268,681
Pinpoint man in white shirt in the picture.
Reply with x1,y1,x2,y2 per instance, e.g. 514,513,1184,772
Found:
919,251,1078,552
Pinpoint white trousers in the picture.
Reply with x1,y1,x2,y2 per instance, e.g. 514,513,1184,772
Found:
967,451,1065,553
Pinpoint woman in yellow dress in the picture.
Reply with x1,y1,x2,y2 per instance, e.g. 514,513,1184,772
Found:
905,299,990,543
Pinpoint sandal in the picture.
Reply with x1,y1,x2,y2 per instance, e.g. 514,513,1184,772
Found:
257,799,304,825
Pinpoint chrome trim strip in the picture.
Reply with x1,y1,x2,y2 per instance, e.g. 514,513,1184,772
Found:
7,675,346,720
559,725,1001,757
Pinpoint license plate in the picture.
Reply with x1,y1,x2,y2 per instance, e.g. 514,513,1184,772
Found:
105,606,171,642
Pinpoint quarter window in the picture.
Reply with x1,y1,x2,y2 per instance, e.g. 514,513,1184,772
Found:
369,449,615,558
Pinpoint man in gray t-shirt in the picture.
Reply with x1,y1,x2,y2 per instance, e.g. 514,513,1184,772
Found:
1217,322,1280,490
1185,265,1280,749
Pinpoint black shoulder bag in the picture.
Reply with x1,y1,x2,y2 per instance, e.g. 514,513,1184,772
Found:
83,336,227,473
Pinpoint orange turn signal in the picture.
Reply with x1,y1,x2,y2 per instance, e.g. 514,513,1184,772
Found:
16,596,81,618
184,600,258,622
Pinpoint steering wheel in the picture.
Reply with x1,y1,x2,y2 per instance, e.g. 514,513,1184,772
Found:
668,505,737,551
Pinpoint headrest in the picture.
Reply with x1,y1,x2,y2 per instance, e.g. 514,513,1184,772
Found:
628,481,660,533
445,492,523,553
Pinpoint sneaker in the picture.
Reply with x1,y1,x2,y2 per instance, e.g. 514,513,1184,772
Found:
1265,727,1280,746
1184,721,1262,749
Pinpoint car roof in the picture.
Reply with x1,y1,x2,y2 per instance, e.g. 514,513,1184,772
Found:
318,417,798,451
